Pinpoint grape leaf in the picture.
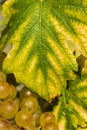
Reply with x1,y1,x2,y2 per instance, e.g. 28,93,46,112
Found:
53,75,87,130
1,0,87,101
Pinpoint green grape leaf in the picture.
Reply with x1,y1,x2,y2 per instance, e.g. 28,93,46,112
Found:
53,75,87,130
1,0,87,101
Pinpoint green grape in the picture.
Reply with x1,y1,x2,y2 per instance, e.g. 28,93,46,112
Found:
0,118,10,130
15,109,35,128
18,87,32,100
14,97,20,106
6,84,17,99
20,96,39,114
24,124,36,130
42,122,58,130
0,82,10,99
40,112,56,126
9,125,21,130
0,71,6,82
0,100,3,115
33,110,42,126
1,99,19,119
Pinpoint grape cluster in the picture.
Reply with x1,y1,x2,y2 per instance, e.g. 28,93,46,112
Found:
0,71,58,130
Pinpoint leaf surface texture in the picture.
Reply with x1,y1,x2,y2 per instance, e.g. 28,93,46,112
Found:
1,0,87,101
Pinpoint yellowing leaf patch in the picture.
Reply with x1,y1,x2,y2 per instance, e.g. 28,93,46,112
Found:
1,0,87,101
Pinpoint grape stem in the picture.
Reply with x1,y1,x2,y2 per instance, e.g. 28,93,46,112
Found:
38,126,41,130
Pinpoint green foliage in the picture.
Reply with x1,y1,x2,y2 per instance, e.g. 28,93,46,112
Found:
0,0,87,129
1,0,87,101
53,73,87,129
